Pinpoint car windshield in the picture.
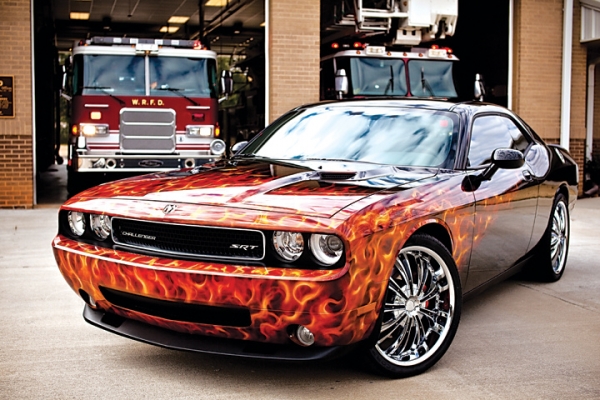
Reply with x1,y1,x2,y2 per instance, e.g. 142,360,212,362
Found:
242,106,459,168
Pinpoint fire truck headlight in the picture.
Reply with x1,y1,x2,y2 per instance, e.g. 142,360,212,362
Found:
80,124,108,136
187,126,213,137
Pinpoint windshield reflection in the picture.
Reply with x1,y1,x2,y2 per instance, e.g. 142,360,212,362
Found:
248,106,458,169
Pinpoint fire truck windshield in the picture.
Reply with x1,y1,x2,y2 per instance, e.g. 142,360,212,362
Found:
349,58,408,96
74,54,217,98
407,60,457,98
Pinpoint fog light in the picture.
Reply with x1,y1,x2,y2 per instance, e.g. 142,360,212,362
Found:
292,325,315,347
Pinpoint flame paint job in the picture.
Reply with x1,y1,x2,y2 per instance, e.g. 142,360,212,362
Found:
53,100,579,356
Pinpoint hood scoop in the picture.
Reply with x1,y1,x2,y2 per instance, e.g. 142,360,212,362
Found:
318,171,357,180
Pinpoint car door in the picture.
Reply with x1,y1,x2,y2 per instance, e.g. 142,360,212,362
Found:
464,114,539,292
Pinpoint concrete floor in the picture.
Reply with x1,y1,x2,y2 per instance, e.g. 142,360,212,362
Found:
2,172,600,399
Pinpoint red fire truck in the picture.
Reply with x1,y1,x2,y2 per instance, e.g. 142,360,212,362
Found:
320,43,459,100
63,37,225,194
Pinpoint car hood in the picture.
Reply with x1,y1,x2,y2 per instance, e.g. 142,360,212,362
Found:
70,159,438,218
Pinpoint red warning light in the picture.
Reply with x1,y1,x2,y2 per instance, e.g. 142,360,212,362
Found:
353,42,364,49
331,43,340,49
431,44,439,50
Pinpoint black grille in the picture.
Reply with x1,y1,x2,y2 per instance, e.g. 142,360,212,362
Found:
112,218,264,260
100,287,251,327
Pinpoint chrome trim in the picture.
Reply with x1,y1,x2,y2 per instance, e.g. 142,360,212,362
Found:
111,217,266,261
186,105,210,110
84,104,110,108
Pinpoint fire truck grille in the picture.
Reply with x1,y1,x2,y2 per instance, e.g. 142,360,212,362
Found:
120,108,176,153
111,218,265,261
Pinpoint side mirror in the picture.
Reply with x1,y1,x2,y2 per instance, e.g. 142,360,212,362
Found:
61,58,73,101
231,141,248,155
474,73,485,102
220,70,234,96
335,69,348,99
480,148,524,181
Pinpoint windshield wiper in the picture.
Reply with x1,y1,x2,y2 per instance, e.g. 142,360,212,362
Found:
83,86,125,105
384,65,394,95
154,87,199,106
420,68,435,97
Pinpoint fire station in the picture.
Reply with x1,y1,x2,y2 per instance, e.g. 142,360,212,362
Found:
1,0,600,208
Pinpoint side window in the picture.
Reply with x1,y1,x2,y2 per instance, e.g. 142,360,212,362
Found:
467,115,529,167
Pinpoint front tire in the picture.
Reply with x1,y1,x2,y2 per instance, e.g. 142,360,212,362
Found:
533,193,570,282
364,234,462,378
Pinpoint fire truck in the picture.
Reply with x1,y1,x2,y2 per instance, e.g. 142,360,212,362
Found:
62,37,226,194
321,0,461,100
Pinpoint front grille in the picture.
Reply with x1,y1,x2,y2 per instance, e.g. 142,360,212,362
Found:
100,286,252,327
111,218,265,260
120,108,176,153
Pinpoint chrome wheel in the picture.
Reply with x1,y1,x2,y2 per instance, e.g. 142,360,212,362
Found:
550,200,569,274
375,244,455,367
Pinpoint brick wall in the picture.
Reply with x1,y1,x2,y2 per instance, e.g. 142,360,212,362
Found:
513,0,586,195
0,0,33,208
268,0,320,122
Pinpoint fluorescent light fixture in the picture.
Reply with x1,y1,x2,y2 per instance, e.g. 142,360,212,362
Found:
70,12,90,20
159,26,180,33
206,0,228,6
168,16,190,24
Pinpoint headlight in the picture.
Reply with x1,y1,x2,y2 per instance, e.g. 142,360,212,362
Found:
309,234,344,265
272,231,304,261
67,211,86,237
90,214,112,240
186,125,213,137
80,124,108,136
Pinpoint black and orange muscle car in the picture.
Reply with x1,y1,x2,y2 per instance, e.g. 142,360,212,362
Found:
53,99,577,377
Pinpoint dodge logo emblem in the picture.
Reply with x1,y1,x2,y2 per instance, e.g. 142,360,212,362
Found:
163,204,177,214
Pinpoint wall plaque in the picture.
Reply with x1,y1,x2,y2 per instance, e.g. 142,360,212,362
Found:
0,76,15,118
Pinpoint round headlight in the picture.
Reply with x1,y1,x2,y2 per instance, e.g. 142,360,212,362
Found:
310,234,344,265
67,211,86,237
90,214,112,240
272,231,304,262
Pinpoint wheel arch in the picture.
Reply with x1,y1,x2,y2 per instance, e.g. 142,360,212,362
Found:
410,222,453,255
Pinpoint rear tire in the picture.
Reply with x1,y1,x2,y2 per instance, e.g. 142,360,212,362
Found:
532,193,570,282
363,234,462,378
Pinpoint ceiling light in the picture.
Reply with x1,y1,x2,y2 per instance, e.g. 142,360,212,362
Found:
70,12,90,20
206,0,228,6
159,26,180,33
168,16,189,24
260,21,265,27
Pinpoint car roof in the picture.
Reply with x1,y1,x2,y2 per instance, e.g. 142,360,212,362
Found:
296,98,513,116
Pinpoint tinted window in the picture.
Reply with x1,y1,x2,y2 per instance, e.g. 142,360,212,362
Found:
467,115,529,167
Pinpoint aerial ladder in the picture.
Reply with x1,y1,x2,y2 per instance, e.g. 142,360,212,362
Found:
325,0,458,46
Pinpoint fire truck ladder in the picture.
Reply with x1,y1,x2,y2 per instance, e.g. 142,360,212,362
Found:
329,0,458,46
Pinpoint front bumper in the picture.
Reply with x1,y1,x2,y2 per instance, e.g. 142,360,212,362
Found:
83,305,352,361
53,235,383,350
73,153,220,173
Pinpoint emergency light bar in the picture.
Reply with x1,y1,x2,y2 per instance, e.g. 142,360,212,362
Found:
84,37,204,49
